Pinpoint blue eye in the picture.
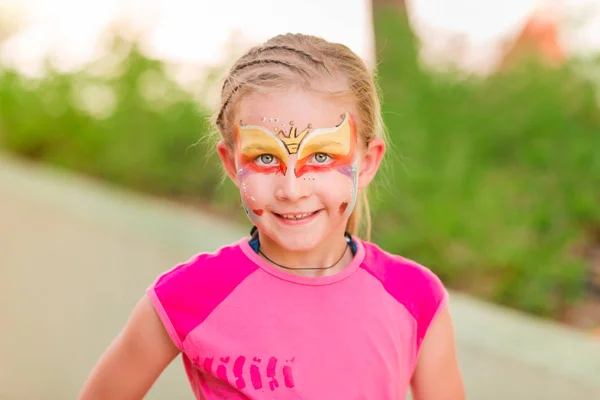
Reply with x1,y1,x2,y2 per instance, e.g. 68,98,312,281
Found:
311,153,332,164
256,154,277,165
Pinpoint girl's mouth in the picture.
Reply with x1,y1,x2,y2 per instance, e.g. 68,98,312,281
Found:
273,210,322,224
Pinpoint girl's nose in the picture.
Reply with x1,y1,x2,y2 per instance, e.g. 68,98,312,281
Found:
275,164,312,202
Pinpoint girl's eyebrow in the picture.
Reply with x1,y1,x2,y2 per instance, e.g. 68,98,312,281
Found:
304,140,342,149
300,140,348,155
242,144,280,153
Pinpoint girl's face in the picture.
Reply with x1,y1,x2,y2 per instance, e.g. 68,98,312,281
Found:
218,89,384,251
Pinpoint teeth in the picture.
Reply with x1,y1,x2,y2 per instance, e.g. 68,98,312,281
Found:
279,212,314,220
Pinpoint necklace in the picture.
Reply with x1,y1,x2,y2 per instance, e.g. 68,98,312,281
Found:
257,242,349,271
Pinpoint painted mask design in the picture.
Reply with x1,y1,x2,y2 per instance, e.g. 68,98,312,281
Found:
234,112,358,222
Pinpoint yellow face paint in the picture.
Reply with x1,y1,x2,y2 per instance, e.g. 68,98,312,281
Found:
295,113,355,176
234,112,356,177
234,124,290,174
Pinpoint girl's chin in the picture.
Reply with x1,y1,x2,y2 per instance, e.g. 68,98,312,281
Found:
260,228,347,253
267,236,321,252
257,229,323,251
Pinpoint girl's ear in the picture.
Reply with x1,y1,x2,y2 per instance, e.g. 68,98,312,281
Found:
217,140,240,187
357,138,386,189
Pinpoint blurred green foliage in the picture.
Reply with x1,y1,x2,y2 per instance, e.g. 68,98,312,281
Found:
0,35,240,212
1,9,599,319
372,9,600,317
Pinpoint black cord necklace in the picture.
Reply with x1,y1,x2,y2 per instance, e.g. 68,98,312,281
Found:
258,242,349,271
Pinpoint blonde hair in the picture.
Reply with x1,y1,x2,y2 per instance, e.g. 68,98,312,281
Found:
212,33,385,240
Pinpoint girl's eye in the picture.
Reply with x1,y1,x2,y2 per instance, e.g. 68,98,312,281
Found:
256,154,277,165
311,152,332,164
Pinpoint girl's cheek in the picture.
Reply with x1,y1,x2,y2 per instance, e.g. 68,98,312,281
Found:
239,173,273,214
312,165,357,216
311,171,354,205
339,202,349,214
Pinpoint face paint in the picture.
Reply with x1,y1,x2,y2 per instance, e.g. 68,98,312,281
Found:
233,112,359,234
240,179,263,222
236,112,356,176
345,162,358,216
294,113,357,177
234,124,289,176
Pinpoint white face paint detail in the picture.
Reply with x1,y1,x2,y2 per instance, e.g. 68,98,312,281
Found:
345,162,358,217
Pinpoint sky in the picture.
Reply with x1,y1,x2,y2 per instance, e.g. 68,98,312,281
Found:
407,0,600,73
1,0,600,78
0,0,374,76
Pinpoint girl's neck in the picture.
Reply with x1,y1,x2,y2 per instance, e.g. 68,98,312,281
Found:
255,229,355,278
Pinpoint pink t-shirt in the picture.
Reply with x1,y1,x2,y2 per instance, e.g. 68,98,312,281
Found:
148,237,448,399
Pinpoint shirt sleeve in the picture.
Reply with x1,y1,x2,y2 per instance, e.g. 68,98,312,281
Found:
412,266,449,352
147,260,194,350
359,242,450,353
146,244,259,351
146,251,214,350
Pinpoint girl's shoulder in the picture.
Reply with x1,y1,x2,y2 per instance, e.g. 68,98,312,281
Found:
359,240,448,348
359,240,445,291
151,238,252,290
146,238,257,348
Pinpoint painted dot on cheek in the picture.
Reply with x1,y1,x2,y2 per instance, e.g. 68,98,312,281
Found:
339,202,349,214
253,209,264,216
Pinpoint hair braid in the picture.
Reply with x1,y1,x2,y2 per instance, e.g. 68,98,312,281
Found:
254,45,328,70
216,59,311,129
216,72,281,130
230,59,311,77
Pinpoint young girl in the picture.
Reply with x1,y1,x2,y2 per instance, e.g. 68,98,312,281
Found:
80,33,465,400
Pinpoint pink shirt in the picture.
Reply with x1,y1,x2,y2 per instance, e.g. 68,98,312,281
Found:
148,237,448,399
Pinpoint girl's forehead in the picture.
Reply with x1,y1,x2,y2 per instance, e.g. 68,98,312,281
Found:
237,90,351,130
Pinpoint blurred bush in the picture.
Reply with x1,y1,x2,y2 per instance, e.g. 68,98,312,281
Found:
1,9,599,319
0,34,239,212
372,9,600,318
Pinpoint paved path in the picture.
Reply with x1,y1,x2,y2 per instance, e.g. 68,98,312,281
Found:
1,154,599,399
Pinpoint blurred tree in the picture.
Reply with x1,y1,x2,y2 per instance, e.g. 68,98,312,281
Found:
372,0,406,12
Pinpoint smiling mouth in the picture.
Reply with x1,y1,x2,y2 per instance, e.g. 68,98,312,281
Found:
273,210,321,221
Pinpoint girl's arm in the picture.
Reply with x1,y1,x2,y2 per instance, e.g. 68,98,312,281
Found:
79,295,180,400
410,306,466,400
